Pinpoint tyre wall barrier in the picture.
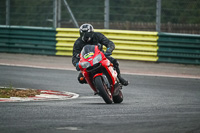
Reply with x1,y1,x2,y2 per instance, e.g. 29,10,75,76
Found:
0,25,56,55
56,28,159,62
0,26,199,65
157,33,200,65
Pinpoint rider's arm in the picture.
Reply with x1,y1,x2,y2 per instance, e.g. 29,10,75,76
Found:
96,32,115,53
72,39,82,67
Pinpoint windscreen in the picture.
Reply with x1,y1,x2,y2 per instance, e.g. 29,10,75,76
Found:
81,45,96,59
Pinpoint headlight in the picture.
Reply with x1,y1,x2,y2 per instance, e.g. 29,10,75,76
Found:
93,54,102,65
80,62,91,68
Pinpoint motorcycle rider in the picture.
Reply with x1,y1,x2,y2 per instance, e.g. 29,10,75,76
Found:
72,23,129,86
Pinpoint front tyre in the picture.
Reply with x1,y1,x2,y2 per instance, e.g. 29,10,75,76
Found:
94,76,113,104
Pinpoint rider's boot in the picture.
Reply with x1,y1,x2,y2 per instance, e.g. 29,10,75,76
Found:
78,73,87,84
113,60,129,86
117,74,129,86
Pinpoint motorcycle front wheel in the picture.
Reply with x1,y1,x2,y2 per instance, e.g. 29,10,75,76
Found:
94,76,113,104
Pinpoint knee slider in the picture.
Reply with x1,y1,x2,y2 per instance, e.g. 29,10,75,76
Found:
113,59,119,68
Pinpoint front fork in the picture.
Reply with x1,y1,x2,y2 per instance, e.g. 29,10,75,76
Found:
93,73,113,94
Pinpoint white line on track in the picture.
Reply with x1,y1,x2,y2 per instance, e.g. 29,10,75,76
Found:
123,72,200,79
1,63,200,79
79,96,101,99
0,63,75,71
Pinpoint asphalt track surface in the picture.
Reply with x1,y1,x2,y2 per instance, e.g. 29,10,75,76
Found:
0,53,200,133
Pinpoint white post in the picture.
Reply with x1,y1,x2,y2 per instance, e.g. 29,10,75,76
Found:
6,0,10,25
53,0,58,28
156,0,161,32
104,0,109,29
58,0,61,27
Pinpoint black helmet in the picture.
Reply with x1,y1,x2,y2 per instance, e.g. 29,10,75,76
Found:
79,23,94,42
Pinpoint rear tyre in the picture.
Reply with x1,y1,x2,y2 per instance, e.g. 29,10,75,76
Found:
94,76,113,104
113,90,123,103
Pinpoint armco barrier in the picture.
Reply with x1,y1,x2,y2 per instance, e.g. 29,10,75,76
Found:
0,26,56,55
56,28,159,62
0,26,199,65
158,33,200,64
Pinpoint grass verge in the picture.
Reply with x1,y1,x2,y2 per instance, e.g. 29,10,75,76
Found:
0,87,41,98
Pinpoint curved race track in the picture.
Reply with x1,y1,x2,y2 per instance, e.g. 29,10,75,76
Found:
0,63,200,133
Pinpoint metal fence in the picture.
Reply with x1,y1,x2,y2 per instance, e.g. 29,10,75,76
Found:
0,0,200,34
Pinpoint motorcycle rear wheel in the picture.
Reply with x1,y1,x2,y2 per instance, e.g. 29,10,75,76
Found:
94,76,113,104
113,90,123,103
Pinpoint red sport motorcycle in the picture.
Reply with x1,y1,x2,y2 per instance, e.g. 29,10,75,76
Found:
78,45,123,104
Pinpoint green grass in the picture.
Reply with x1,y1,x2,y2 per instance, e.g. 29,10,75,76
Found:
0,86,41,98
0,88,13,98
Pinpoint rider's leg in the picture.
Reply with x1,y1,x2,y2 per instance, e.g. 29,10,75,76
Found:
106,56,129,86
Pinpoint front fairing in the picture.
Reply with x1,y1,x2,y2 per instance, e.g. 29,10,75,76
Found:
79,45,103,92
79,45,117,94
79,45,103,70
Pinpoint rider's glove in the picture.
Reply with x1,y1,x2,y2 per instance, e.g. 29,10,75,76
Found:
76,63,80,71
104,48,112,56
